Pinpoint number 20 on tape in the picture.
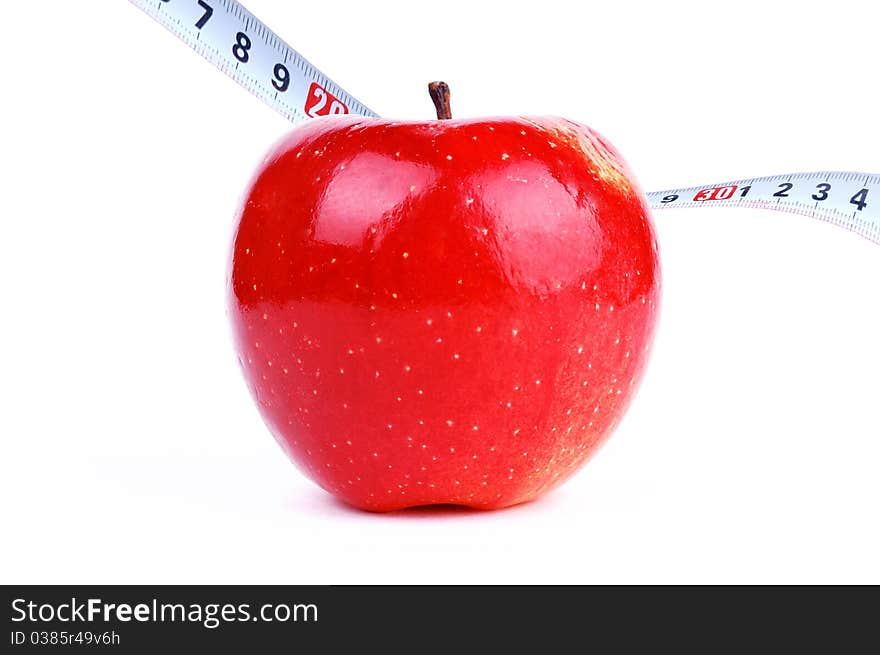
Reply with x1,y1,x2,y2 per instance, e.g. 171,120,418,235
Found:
305,83,349,118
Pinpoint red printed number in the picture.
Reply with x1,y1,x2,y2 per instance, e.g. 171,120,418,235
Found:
693,185,738,201
304,82,349,118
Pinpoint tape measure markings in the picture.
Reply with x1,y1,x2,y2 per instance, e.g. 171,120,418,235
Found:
130,0,880,245
646,172,880,244
135,0,377,124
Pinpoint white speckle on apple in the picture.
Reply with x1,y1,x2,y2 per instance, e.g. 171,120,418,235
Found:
501,153,510,160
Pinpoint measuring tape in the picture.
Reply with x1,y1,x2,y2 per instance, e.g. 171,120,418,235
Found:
646,173,880,244
130,0,880,246
132,0,377,123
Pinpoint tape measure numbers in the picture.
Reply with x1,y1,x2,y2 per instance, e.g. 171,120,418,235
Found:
133,0,377,123
647,172,880,244
130,0,880,245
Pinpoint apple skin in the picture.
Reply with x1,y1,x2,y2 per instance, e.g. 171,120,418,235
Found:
228,115,660,511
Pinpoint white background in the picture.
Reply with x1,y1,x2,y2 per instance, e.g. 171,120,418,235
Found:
1,0,879,584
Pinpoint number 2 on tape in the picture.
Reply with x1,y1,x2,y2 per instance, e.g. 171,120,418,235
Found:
305,83,349,118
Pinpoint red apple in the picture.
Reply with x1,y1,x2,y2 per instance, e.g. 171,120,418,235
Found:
228,85,660,511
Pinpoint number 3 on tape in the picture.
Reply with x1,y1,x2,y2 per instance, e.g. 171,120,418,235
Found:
305,83,349,118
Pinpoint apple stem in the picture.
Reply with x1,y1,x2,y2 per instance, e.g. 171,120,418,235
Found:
428,81,452,120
